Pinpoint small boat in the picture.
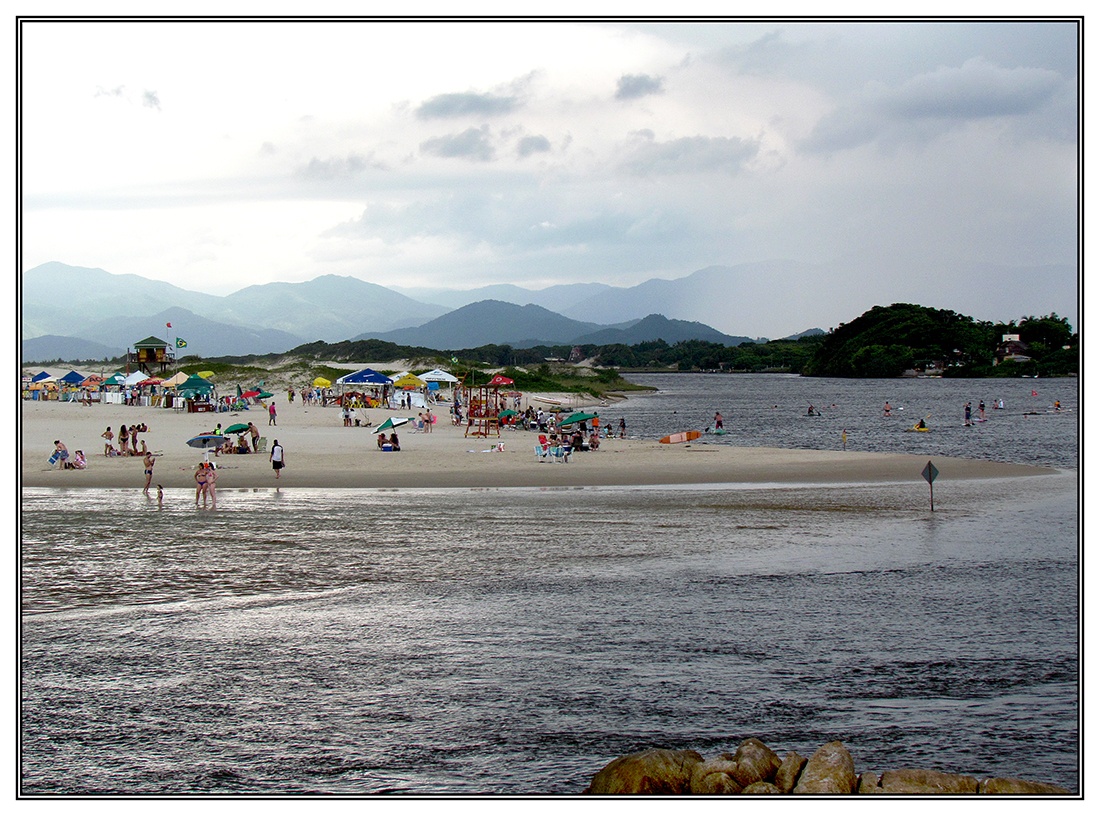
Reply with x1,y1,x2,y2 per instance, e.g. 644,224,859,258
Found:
660,430,702,444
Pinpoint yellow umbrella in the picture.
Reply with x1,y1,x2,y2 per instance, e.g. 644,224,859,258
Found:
313,376,332,388
392,373,427,389
196,370,215,379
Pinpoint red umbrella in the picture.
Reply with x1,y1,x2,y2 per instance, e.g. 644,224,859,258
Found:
488,375,514,387
241,390,261,399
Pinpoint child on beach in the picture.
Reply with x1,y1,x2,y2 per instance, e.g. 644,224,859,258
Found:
72,450,86,469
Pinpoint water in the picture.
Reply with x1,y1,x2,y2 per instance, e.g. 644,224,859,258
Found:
20,375,1080,796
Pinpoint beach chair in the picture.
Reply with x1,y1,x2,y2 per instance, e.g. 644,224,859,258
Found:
255,437,268,453
534,443,549,462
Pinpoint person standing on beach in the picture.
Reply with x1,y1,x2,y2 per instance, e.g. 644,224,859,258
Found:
268,402,277,426
205,464,218,509
118,424,129,455
270,440,285,478
102,427,114,456
142,450,157,494
618,417,626,439
194,464,209,507
248,422,260,452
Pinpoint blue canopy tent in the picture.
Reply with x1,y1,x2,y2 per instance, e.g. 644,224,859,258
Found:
336,368,393,386
59,370,86,385
31,371,53,382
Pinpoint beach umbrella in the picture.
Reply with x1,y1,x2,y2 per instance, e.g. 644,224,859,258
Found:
313,376,332,388
559,411,598,426
224,423,250,434
197,370,215,379
186,434,226,449
377,416,411,432
487,375,514,387
241,389,261,399
392,373,427,389
257,391,274,399
498,409,518,418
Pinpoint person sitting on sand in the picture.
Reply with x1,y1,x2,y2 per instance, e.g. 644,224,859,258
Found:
71,450,86,470
377,433,387,450
389,432,400,451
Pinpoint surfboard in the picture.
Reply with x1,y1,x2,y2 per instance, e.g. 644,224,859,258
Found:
660,430,702,444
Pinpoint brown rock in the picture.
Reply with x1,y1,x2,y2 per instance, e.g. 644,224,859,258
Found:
774,751,807,793
586,748,704,795
879,768,978,794
690,759,743,795
857,772,882,793
742,781,782,794
793,741,857,794
731,738,782,787
979,777,1073,795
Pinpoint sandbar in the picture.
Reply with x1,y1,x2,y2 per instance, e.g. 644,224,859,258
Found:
20,398,1057,491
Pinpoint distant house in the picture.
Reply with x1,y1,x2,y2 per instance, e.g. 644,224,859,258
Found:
129,336,175,375
994,334,1031,366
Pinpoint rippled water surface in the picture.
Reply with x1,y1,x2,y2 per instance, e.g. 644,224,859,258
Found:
21,375,1080,795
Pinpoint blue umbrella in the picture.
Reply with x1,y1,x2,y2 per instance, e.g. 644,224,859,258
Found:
186,434,226,449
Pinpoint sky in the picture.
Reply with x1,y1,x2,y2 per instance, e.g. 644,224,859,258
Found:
18,11,1082,336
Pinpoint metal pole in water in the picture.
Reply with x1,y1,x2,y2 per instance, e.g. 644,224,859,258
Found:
921,460,939,512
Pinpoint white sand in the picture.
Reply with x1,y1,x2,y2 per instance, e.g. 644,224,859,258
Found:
21,397,1055,491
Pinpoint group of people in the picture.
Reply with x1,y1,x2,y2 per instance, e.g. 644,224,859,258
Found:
52,440,85,470
376,432,401,451
101,423,150,457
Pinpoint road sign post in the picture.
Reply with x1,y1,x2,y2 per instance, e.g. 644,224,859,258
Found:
921,460,939,511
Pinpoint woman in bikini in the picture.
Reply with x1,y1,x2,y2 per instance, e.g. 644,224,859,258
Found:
143,450,156,494
118,424,130,455
194,463,209,507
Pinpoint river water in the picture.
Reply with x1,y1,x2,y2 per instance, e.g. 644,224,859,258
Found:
20,375,1080,795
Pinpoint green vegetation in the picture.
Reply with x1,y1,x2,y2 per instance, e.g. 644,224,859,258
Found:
803,304,1077,378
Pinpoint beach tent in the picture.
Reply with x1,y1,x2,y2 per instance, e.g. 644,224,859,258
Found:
313,376,332,388
123,371,147,387
103,373,128,387
418,368,459,384
176,374,215,399
31,371,53,382
80,375,105,388
59,370,86,385
336,368,393,385
162,371,190,387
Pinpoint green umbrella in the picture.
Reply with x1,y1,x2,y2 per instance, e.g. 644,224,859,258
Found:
559,411,598,426
498,409,518,418
224,423,250,434
258,391,274,399
377,416,411,432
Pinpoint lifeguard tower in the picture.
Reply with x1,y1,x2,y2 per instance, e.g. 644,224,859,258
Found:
462,374,512,438
128,336,175,375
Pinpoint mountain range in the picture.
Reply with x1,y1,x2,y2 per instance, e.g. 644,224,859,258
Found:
21,261,797,362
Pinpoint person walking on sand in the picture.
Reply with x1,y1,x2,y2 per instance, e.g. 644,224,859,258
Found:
270,439,285,478
142,449,157,494
268,401,277,426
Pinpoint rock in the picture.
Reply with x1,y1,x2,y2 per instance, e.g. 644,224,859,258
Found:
742,781,782,794
857,772,882,794
774,751,807,793
979,777,1072,795
690,758,743,795
793,741,857,794
731,738,782,787
878,769,978,794
586,748,704,795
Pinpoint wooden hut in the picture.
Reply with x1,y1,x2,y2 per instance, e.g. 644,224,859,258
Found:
129,336,175,375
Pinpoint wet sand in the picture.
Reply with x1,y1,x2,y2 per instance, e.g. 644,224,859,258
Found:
20,398,1057,491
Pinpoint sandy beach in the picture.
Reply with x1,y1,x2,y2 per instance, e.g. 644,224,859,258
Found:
20,397,1058,491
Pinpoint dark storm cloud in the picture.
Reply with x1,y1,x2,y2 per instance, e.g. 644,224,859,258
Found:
804,57,1067,152
416,92,519,119
615,73,665,100
420,126,495,162
516,135,551,158
622,133,760,175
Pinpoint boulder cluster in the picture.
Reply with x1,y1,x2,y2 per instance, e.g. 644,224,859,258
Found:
584,740,1072,796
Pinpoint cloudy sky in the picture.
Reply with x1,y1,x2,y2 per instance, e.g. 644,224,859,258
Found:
19,14,1080,336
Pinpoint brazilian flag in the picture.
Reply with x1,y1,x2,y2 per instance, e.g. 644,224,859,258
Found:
176,337,188,348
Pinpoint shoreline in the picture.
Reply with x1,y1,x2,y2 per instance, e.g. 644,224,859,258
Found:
21,399,1060,491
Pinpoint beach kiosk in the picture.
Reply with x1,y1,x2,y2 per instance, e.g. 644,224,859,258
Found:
129,336,175,375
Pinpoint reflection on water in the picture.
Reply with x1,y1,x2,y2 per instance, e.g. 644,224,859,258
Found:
21,473,1079,794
